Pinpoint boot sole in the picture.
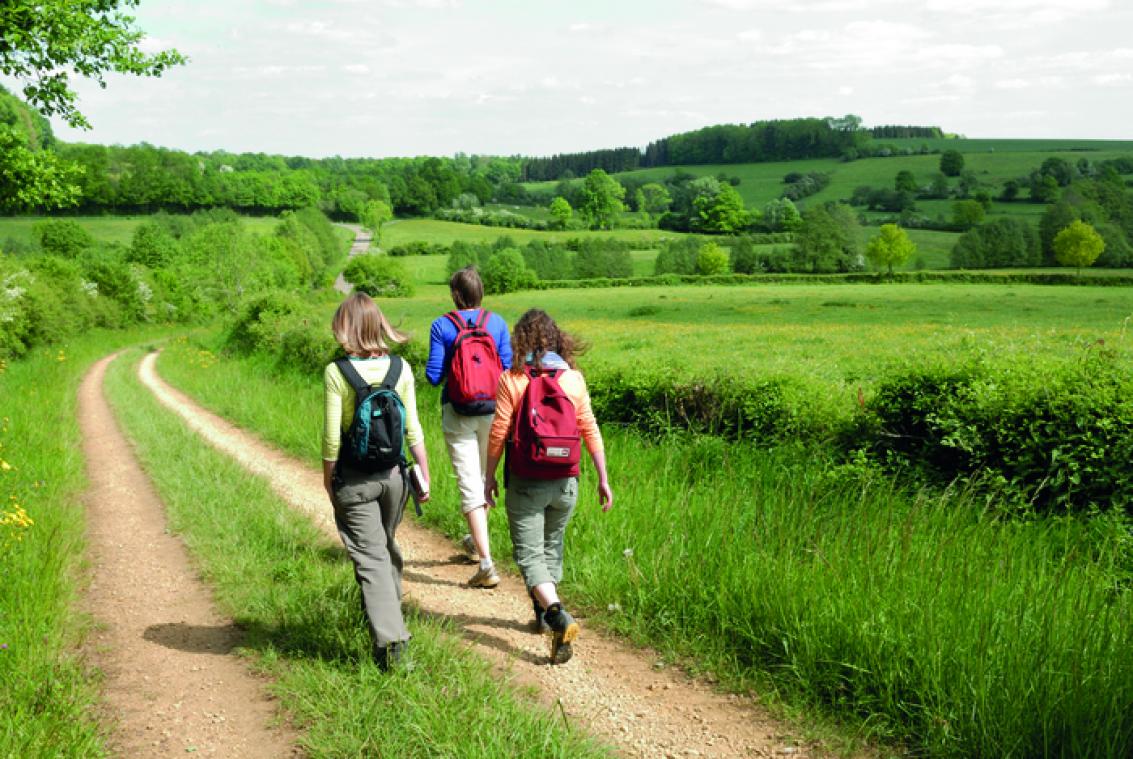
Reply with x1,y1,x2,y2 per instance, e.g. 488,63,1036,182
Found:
549,621,579,664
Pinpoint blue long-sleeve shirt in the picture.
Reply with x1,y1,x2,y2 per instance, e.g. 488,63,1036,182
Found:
426,308,512,405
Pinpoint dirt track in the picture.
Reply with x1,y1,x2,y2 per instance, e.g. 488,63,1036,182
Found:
79,354,298,757
131,349,820,759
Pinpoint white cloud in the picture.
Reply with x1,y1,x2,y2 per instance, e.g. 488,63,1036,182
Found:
1093,73,1133,86
995,78,1031,89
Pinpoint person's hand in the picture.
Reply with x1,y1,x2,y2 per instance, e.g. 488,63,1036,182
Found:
418,476,431,504
485,475,499,508
598,481,613,513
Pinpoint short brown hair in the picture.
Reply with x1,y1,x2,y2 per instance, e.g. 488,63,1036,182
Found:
510,308,585,371
331,292,408,356
449,266,483,310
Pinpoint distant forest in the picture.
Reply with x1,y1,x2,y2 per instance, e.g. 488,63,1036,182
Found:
518,117,944,181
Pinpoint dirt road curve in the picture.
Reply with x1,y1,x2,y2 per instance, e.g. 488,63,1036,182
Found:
78,354,299,757
134,350,818,759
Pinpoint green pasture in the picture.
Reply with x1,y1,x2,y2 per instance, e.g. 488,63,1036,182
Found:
366,279,1133,395
0,214,300,248
521,138,1133,212
382,218,693,248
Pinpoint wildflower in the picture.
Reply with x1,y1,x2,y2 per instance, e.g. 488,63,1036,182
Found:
56,351,66,362
0,460,10,471
623,548,634,558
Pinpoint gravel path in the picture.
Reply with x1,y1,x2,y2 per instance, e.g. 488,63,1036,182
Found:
78,354,298,757
136,350,826,759
333,223,369,294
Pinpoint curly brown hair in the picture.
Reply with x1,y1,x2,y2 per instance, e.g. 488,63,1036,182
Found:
509,309,586,372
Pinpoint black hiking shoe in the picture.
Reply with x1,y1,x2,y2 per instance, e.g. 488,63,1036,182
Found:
374,640,413,672
530,593,551,634
543,603,579,665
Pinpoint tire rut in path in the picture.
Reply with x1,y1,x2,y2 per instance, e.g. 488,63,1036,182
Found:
78,354,298,757
138,351,822,759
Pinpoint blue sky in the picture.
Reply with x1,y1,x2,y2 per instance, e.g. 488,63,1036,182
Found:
32,0,1133,158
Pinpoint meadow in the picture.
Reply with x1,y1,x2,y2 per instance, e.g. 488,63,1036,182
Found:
0,213,292,248
155,291,1133,757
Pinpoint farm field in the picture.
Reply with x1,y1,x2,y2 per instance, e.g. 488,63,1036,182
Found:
375,271,1133,383
521,138,1133,212
382,219,695,248
0,214,289,247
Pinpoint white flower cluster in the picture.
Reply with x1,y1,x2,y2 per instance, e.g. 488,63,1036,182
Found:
136,279,153,304
0,271,31,324
81,279,99,297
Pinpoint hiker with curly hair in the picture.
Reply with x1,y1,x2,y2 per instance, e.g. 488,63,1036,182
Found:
483,308,613,664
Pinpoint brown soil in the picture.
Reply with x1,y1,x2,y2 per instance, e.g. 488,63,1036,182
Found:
134,347,833,759
78,354,299,757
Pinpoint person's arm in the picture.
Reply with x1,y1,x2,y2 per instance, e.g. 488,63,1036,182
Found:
398,364,431,501
322,363,344,502
573,373,613,511
484,374,516,508
493,313,513,370
425,317,449,387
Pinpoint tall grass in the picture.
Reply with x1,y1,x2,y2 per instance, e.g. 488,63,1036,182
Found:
0,327,166,757
157,335,1133,757
105,347,609,757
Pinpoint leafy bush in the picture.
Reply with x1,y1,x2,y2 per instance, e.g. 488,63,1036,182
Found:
481,247,535,294
343,254,414,297
33,219,94,257
695,241,729,275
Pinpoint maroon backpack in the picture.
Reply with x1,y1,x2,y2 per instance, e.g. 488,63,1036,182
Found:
444,309,503,416
508,367,582,480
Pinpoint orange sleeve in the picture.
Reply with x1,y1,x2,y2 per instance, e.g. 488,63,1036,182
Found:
488,372,523,458
569,372,604,456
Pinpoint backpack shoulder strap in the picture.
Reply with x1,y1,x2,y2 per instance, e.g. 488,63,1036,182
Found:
334,358,373,405
379,354,403,393
474,309,491,330
444,311,468,332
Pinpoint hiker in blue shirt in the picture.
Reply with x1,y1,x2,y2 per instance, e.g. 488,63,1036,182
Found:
426,266,512,587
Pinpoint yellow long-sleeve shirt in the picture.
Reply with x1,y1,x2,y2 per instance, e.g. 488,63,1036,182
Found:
323,356,424,462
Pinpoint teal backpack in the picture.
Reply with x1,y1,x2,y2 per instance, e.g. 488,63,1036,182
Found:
334,356,406,472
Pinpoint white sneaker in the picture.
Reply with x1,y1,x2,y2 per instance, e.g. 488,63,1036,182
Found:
468,564,500,588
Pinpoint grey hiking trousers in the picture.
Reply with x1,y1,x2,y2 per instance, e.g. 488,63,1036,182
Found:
331,464,411,648
505,476,579,590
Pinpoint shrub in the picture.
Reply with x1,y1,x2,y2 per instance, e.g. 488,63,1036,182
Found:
481,247,535,294
695,241,729,275
343,254,414,297
33,219,94,257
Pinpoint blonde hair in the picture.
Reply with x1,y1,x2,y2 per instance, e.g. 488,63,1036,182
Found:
331,293,408,356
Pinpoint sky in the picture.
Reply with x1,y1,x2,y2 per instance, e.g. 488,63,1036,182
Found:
28,0,1133,159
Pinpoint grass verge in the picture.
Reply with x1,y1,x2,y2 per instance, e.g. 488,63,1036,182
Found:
156,333,1133,758
0,327,167,757
104,346,612,758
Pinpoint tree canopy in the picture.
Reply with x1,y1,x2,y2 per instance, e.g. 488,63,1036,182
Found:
0,0,186,129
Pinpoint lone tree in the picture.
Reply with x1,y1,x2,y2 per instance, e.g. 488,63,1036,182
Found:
360,200,392,244
579,168,625,230
865,223,917,276
1053,219,1105,274
940,149,965,177
549,196,572,229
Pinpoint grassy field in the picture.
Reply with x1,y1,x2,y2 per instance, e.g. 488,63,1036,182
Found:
355,278,1133,392
156,317,1133,758
383,219,694,248
0,214,319,249
521,138,1133,213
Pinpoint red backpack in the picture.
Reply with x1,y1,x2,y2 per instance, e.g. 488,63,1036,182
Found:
444,309,503,416
508,367,582,480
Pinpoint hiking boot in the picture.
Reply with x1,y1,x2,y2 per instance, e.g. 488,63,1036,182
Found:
461,533,479,562
531,597,550,634
468,564,500,588
374,640,413,672
544,603,579,665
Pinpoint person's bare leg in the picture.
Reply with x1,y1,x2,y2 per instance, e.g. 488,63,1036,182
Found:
465,505,492,564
